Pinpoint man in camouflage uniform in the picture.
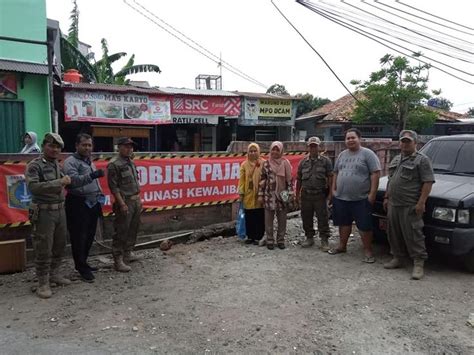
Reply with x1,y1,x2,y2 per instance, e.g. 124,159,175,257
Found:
107,137,142,272
384,130,435,280
296,137,333,251
25,133,72,299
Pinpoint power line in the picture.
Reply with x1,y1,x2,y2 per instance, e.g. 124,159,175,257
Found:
341,0,474,56
314,1,474,64
298,1,474,84
131,0,268,88
396,0,474,32
357,1,473,50
318,0,473,59
269,0,364,106
122,0,267,89
376,0,474,36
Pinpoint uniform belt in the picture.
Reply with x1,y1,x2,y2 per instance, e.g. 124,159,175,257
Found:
37,202,65,210
124,194,140,201
302,188,325,194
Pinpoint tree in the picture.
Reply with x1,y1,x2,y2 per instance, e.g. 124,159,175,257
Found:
60,0,160,84
266,84,289,96
351,54,437,132
467,107,474,117
295,93,331,117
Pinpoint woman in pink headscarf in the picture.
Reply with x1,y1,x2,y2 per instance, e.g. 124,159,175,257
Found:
258,141,293,250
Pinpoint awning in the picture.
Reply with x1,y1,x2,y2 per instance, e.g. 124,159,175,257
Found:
0,59,49,75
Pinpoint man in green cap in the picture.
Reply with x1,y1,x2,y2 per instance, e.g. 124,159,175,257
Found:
107,137,142,272
25,133,72,298
383,130,435,280
296,137,333,251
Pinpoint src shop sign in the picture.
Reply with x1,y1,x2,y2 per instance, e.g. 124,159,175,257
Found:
0,154,303,227
171,96,241,116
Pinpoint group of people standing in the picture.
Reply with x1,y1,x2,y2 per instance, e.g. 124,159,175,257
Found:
25,133,142,299
238,128,435,280
21,126,434,299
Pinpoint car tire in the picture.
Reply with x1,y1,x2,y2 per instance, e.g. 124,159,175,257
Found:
463,250,474,273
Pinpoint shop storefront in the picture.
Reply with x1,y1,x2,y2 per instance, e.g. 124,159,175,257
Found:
236,93,296,142
57,84,241,152
155,88,241,152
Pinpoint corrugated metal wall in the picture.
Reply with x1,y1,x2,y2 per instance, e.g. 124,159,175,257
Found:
0,100,25,153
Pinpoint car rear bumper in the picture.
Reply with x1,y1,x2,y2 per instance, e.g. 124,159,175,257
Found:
372,214,474,256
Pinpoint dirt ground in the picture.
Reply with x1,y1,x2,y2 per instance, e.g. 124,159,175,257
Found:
0,215,473,354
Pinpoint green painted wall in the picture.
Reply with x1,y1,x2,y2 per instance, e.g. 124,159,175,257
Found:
0,0,51,143
0,0,47,63
17,73,52,138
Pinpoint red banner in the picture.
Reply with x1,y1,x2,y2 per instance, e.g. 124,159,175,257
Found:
0,154,303,226
171,96,241,116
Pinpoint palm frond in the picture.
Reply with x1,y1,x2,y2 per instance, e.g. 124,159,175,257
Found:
95,52,127,67
114,64,161,77
60,36,97,82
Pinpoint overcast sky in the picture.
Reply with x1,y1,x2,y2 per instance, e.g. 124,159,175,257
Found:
46,0,474,113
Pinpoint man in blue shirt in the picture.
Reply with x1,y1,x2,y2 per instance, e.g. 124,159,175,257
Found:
64,133,105,282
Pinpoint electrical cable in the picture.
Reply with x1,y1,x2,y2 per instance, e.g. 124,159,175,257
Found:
132,0,267,88
312,1,474,64
326,0,473,52
396,0,474,32
361,0,473,49
123,0,268,89
375,0,474,37
297,1,474,84
269,0,364,105
317,0,473,54
339,0,474,55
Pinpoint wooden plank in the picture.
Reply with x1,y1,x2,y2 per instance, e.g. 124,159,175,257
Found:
0,239,26,274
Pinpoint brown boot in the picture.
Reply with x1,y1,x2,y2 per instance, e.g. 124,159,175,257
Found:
301,237,314,248
320,238,330,252
50,269,71,286
411,259,424,280
384,257,402,269
123,251,142,264
114,255,131,272
36,276,52,299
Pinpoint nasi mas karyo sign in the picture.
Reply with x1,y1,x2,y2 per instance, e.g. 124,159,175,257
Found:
0,154,303,226
64,90,172,125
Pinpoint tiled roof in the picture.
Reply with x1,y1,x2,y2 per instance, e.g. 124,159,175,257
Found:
296,93,360,121
0,59,48,75
426,106,468,122
297,92,466,123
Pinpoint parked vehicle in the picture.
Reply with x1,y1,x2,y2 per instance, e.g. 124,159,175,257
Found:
372,135,474,272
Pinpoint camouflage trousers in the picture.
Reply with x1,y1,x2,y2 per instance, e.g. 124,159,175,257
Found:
300,192,330,240
387,204,428,260
112,198,142,257
31,208,67,277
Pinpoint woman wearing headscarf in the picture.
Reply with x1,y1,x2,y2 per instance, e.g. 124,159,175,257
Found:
20,132,41,153
258,141,293,250
238,143,265,245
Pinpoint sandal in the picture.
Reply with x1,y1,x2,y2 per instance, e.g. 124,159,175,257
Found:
363,256,376,264
328,248,347,255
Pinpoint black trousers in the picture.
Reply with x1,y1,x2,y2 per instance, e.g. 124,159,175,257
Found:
66,194,102,273
244,208,265,241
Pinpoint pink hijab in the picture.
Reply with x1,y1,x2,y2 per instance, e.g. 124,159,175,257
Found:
268,141,292,195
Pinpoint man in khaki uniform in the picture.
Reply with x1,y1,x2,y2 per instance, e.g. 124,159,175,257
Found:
296,137,333,251
384,130,435,280
25,133,72,298
107,137,142,272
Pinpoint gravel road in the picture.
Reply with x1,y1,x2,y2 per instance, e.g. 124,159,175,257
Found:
0,216,473,354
